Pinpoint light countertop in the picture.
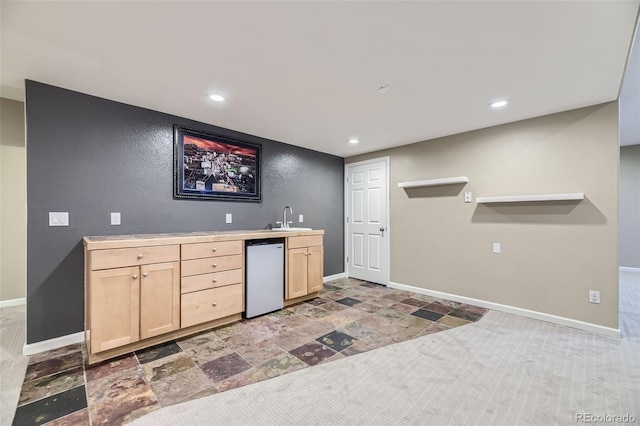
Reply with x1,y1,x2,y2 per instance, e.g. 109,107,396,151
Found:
83,229,324,250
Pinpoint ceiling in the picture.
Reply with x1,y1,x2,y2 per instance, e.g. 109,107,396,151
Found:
1,1,639,157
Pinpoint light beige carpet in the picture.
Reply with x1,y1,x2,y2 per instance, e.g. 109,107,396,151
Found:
130,309,640,426
0,305,28,426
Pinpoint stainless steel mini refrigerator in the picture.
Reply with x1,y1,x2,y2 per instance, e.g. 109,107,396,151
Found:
245,238,285,318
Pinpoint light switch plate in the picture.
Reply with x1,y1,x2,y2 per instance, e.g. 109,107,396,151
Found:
299,214,304,223
226,213,232,224
492,242,501,254
464,192,472,203
589,290,600,304
49,212,69,227
111,212,121,225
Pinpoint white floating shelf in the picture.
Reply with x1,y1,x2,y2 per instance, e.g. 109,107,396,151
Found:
476,193,585,203
398,176,469,188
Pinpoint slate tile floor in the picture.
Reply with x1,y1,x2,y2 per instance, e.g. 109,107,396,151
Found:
12,278,488,425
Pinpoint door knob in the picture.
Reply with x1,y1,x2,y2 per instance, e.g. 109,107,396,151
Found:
380,226,385,236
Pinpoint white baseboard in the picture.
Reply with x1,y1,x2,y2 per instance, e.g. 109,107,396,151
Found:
324,272,347,282
0,297,26,308
23,331,85,356
619,266,640,273
388,281,621,338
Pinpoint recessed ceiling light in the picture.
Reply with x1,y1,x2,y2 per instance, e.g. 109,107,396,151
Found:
490,100,509,108
348,138,359,144
209,94,225,102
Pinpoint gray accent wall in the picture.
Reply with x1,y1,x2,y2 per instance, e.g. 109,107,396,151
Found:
619,145,640,268
25,80,344,344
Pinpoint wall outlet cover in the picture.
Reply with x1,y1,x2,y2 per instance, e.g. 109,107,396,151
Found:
492,242,501,254
110,212,121,225
464,192,472,203
589,290,600,304
226,213,232,224
49,212,69,227
299,214,304,223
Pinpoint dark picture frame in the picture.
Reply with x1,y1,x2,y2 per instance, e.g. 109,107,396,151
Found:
174,126,261,201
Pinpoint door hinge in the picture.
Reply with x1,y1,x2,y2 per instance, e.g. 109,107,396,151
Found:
347,177,349,183
347,256,349,263
346,216,349,223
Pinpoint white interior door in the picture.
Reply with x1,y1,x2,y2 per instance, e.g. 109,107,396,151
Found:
346,158,388,285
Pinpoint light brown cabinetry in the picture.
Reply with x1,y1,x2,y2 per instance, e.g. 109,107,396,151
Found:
180,240,244,328
286,236,324,300
87,245,180,355
181,284,243,328
84,230,324,363
89,266,140,353
139,262,180,339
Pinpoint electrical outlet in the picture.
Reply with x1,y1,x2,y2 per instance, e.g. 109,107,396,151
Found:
299,214,304,223
226,213,232,224
464,192,472,203
492,242,501,254
589,290,600,304
110,212,121,225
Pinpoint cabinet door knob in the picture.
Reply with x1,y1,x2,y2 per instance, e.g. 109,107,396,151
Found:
132,274,138,280
212,302,217,307
212,263,217,268
142,272,148,278
212,279,217,283
137,254,143,260
212,248,217,252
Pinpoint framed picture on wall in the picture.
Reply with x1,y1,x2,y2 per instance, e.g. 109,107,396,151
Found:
173,126,262,201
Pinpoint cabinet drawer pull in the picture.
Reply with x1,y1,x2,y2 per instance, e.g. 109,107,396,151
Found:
212,279,217,283
212,302,217,307
137,254,143,260
142,272,148,278
132,274,138,280
212,248,217,252
212,263,217,268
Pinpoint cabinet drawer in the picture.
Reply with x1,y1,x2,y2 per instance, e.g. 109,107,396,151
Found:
181,240,242,260
181,269,243,294
288,235,323,249
91,245,180,270
181,255,242,277
181,284,243,328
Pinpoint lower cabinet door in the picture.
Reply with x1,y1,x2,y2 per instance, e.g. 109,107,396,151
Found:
90,266,140,354
181,284,243,328
140,261,180,339
287,247,309,299
307,245,324,293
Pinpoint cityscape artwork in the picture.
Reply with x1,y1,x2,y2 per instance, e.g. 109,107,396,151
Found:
174,126,261,201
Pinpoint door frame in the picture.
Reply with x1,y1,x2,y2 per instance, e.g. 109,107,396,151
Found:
344,156,391,286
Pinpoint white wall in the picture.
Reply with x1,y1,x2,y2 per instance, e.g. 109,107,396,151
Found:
0,98,26,302
619,145,640,268
347,103,619,329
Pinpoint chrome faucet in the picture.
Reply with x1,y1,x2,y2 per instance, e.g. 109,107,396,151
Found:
277,206,293,229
